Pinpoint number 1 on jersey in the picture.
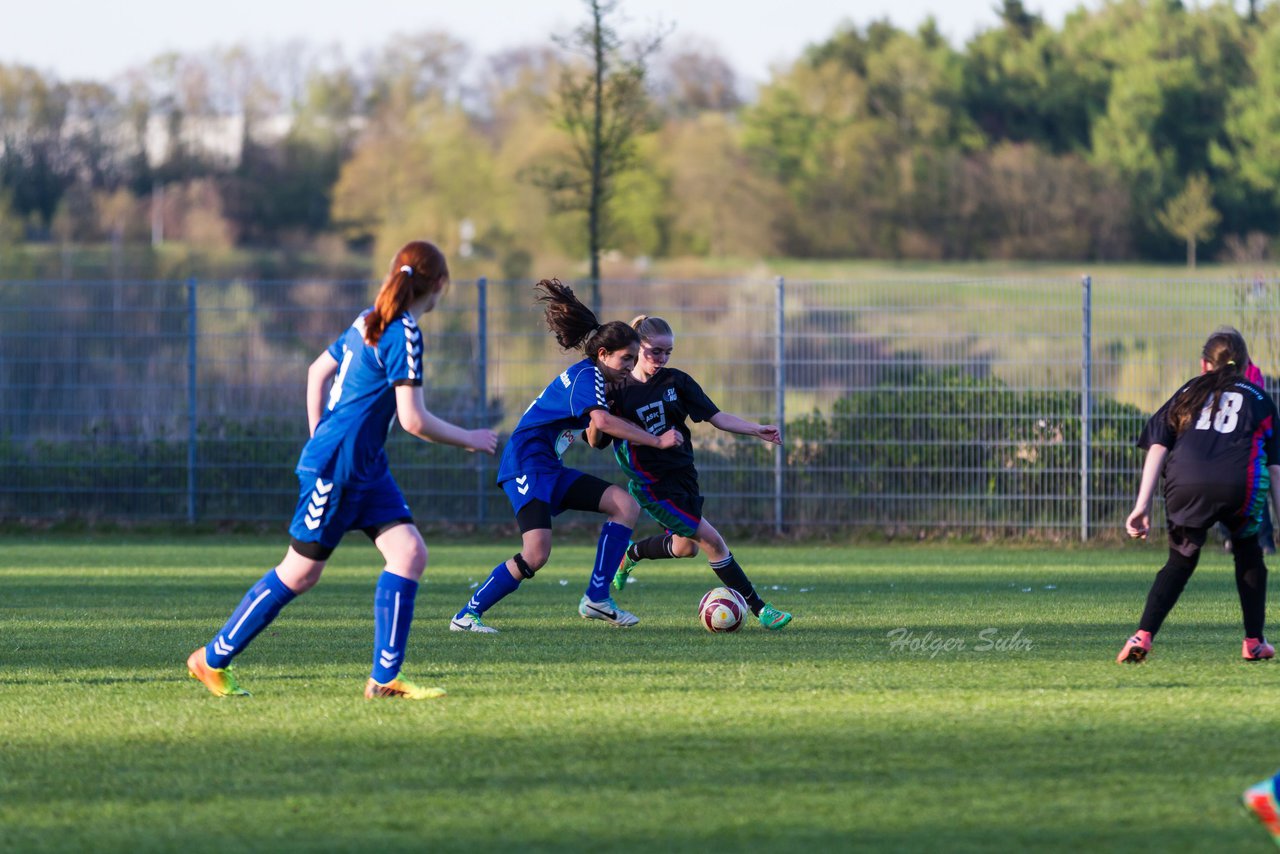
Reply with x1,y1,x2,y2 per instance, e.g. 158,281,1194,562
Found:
328,348,355,411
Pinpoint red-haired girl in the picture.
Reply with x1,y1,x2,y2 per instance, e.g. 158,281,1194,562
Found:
188,240,497,699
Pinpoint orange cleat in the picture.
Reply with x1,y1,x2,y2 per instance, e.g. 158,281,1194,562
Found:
186,647,250,697
364,676,446,700
1244,776,1280,847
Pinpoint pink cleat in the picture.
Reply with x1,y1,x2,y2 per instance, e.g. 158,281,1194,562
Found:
1116,630,1152,664
1244,637,1275,661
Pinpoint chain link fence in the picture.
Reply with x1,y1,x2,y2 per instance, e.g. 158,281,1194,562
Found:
2,274,1276,537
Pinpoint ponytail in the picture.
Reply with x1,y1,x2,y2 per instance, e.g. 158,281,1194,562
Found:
1168,326,1251,434
364,241,449,346
535,279,638,358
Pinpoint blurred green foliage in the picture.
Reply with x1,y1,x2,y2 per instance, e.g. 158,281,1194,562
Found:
4,0,1280,275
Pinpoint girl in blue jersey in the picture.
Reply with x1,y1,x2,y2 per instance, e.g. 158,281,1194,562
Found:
1118,327,1280,663
187,240,498,699
449,279,683,633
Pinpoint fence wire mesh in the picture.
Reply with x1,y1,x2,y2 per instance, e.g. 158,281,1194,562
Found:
2,274,1276,537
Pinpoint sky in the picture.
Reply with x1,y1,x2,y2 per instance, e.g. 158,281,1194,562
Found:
1,0,1098,86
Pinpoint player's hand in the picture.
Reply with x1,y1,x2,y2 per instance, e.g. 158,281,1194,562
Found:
1125,507,1150,539
468,428,499,455
756,424,782,445
654,429,684,449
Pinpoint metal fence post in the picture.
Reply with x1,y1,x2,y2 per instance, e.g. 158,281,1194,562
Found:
187,276,198,524
476,276,488,524
775,276,786,536
1081,274,1092,542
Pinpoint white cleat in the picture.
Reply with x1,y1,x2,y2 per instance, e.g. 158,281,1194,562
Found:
578,595,639,627
450,610,498,633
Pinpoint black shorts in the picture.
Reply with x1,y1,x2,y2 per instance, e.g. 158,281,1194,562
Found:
1165,483,1261,557
513,473,612,533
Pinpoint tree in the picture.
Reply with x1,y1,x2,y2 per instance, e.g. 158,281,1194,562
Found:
651,39,742,117
1157,173,1220,267
531,0,664,311
744,21,982,258
0,189,24,246
331,94,506,268
1077,0,1248,254
0,64,75,231
1212,21,1280,203
962,8,1099,153
657,113,782,258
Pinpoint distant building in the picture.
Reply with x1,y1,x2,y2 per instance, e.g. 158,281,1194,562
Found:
143,113,295,167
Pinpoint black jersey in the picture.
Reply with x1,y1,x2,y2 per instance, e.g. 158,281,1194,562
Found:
1138,378,1280,527
607,367,720,485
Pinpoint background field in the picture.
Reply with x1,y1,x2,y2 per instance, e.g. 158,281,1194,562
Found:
2,536,1278,852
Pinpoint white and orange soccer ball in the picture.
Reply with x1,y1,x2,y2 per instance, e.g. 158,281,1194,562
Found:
698,586,748,633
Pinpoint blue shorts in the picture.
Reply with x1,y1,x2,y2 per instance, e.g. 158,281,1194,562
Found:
288,472,412,552
500,467,587,517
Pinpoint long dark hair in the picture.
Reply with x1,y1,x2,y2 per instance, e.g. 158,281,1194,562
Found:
1168,326,1251,434
364,241,450,346
534,279,638,359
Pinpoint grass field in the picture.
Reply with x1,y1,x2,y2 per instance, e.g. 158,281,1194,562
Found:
2,535,1278,852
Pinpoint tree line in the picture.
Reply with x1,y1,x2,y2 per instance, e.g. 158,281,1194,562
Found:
2,0,1279,273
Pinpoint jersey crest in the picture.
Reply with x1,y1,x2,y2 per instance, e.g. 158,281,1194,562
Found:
636,400,668,435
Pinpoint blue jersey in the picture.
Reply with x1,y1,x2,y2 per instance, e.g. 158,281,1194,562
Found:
496,358,606,483
296,308,423,486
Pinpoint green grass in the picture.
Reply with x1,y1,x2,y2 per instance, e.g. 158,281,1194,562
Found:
2,535,1277,852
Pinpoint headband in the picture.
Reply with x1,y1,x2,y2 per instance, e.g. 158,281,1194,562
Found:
400,265,414,276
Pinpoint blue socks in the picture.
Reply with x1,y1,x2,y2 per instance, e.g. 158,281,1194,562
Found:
586,521,633,602
455,525,633,621
371,571,418,683
460,562,521,618
205,568,296,669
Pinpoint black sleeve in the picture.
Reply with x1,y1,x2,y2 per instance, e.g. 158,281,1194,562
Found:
1137,397,1176,451
676,371,720,423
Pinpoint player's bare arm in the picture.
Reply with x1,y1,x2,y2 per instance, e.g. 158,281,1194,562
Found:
709,411,781,445
589,408,683,449
584,423,611,449
305,350,340,437
1126,443,1168,539
395,385,498,454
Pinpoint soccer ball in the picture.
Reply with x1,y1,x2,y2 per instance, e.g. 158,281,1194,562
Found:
698,586,748,633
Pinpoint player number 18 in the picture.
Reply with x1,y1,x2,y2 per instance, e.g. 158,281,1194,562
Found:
1194,391,1244,433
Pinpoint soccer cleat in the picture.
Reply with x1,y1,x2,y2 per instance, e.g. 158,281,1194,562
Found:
1116,631,1152,664
364,676,447,700
186,647,250,697
757,603,792,630
1244,776,1280,847
450,610,498,633
578,595,640,627
1244,637,1276,661
612,546,639,591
